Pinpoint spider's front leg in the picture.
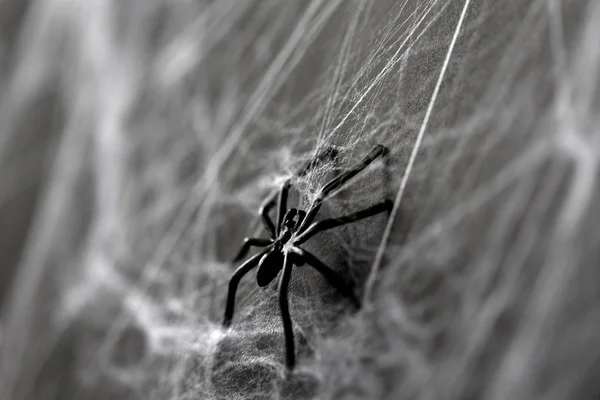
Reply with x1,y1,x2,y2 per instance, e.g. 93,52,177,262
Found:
299,144,389,232
291,246,360,309
259,193,279,239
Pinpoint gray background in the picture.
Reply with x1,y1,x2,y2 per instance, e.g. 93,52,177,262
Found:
1,0,599,399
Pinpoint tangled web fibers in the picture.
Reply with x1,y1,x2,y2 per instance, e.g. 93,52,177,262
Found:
1,0,599,399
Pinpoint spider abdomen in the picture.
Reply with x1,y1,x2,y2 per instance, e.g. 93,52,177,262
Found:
256,250,284,287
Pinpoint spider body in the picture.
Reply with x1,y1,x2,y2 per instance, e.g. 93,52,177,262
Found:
223,145,392,370
256,208,298,287
255,209,306,287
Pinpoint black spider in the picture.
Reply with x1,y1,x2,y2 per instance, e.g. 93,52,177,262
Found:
222,144,392,370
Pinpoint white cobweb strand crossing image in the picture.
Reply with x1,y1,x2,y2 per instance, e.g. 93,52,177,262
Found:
0,0,599,399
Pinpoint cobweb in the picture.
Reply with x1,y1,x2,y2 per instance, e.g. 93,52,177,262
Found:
1,0,599,399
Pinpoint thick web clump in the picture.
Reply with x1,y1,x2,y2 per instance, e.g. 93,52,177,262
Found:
1,0,600,399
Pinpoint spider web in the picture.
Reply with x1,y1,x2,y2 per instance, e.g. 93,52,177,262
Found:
1,0,599,399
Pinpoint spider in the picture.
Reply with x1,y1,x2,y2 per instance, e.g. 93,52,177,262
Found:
222,144,393,370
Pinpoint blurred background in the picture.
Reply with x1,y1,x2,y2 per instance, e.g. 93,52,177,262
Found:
1,0,599,399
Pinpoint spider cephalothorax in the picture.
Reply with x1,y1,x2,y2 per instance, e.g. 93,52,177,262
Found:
222,145,392,370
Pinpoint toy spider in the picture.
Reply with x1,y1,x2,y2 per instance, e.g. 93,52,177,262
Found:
222,144,392,370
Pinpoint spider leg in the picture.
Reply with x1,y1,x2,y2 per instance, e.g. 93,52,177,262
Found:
223,247,272,327
278,252,296,370
259,194,278,239
264,147,339,236
297,146,338,177
299,145,389,232
295,200,393,245
291,246,360,309
233,237,273,262
276,181,291,235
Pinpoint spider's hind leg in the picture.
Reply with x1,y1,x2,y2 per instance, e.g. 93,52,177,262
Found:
291,246,361,309
223,248,271,327
277,253,296,370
